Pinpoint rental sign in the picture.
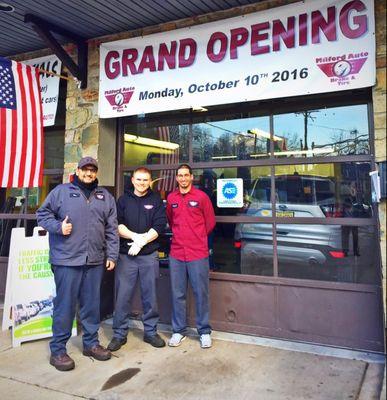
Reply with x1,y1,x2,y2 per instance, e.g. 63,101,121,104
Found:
99,0,375,118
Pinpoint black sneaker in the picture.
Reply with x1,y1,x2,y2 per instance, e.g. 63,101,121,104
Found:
144,333,166,348
107,337,127,352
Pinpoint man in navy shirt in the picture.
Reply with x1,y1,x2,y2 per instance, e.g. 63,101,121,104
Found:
108,167,167,351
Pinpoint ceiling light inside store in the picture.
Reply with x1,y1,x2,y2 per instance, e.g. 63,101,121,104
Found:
191,106,208,112
248,129,284,142
250,147,335,157
124,134,179,150
0,3,15,12
212,155,237,160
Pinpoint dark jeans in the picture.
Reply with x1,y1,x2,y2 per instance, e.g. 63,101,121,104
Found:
169,256,211,336
50,264,104,356
112,252,160,338
341,226,359,255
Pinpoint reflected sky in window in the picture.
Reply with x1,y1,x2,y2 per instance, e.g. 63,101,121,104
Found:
273,105,369,156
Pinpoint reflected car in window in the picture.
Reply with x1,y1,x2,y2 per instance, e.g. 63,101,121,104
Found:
234,174,372,279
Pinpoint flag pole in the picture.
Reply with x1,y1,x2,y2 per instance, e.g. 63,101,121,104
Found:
36,67,77,82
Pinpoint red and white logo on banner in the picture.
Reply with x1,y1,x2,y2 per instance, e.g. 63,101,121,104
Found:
104,87,135,112
316,52,368,85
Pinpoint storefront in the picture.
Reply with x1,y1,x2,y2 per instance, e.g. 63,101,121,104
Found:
1,0,385,352
113,90,384,352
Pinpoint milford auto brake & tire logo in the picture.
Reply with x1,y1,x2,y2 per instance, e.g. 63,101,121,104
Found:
105,87,135,112
316,51,368,86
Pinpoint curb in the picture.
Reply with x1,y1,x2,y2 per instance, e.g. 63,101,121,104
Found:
357,362,385,400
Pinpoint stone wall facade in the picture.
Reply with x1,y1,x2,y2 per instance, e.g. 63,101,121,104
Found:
64,43,101,182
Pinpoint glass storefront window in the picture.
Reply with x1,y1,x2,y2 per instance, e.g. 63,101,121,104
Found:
123,170,176,201
122,161,374,281
273,104,369,158
4,175,63,213
233,223,274,276
123,168,273,275
44,129,64,169
0,175,63,257
188,167,273,217
124,166,272,213
274,162,372,218
123,121,189,167
192,114,270,162
277,224,379,284
120,96,377,283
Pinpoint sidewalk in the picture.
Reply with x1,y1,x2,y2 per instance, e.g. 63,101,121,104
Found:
0,315,385,400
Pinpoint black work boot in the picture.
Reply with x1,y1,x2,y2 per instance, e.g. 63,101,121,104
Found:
107,337,127,352
83,344,111,361
50,353,75,371
144,333,166,348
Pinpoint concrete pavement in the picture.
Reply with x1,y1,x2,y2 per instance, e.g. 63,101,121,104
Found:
0,313,385,400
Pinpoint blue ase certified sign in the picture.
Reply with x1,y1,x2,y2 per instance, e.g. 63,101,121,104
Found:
217,178,243,208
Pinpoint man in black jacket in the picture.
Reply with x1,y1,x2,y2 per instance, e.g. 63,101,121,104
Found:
108,167,167,351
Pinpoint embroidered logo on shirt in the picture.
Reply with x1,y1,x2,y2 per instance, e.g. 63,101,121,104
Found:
70,193,80,198
188,201,199,207
95,193,105,200
171,203,178,208
144,204,154,210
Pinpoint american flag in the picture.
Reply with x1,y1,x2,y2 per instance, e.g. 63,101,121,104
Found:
157,125,179,193
0,57,43,188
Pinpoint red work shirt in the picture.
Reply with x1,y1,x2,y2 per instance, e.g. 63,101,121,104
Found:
166,186,216,262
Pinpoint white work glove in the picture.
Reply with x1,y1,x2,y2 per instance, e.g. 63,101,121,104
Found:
128,242,142,256
132,233,148,248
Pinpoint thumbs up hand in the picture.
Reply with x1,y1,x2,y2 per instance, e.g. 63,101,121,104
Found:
62,215,72,235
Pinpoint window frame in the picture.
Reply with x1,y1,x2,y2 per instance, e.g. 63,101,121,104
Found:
117,88,381,282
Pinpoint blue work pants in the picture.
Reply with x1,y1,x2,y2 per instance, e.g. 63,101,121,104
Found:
112,252,160,338
169,256,211,336
50,264,104,356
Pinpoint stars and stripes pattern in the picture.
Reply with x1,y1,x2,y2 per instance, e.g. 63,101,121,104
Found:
0,57,43,188
157,125,179,193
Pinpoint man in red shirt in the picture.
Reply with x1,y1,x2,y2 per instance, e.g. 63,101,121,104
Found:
166,164,216,348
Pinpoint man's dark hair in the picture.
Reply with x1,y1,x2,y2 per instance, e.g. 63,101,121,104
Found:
176,164,193,175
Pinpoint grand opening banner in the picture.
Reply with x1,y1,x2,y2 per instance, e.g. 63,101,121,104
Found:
99,0,375,118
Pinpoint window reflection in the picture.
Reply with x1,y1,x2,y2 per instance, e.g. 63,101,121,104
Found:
274,163,372,218
192,167,271,217
123,122,189,167
192,115,270,161
122,162,374,281
0,175,63,256
209,223,239,274
273,105,369,157
3,175,62,214
277,225,378,284
44,129,64,169
124,167,271,213
234,223,274,276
